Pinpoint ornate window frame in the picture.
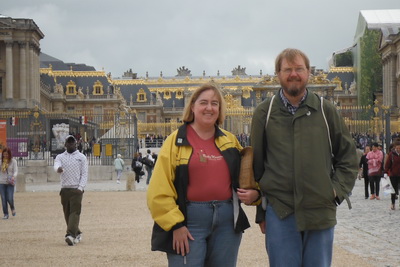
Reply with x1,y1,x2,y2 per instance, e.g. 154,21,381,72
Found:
176,90,183,99
93,80,104,95
66,80,77,95
137,88,147,102
164,90,171,100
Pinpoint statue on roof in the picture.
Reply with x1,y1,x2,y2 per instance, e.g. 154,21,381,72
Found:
232,65,247,76
78,87,84,99
176,66,192,77
54,83,64,94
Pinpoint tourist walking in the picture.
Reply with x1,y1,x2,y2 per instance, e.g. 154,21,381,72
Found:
143,149,154,185
250,48,358,267
367,142,384,200
0,147,18,219
131,153,143,183
54,135,88,246
147,82,258,267
114,154,124,184
359,145,371,199
384,142,400,210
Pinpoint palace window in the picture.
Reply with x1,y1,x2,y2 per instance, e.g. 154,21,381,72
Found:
93,80,104,95
66,81,77,95
176,90,183,99
136,88,147,102
164,90,171,100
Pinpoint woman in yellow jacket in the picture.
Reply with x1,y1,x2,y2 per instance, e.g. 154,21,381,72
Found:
147,82,260,267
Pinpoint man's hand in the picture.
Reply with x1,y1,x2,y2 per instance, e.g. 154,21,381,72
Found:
173,226,194,256
57,167,63,173
237,188,260,205
258,221,266,234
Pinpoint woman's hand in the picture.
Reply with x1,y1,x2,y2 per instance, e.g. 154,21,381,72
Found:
173,226,194,256
237,188,260,205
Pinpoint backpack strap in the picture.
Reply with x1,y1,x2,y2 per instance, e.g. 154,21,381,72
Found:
265,95,275,129
320,96,334,158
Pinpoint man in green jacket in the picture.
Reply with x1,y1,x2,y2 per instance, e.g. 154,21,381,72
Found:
251,48,358,267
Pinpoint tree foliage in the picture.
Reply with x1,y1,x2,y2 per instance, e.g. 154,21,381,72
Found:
359,29,382,106
335,51,353,67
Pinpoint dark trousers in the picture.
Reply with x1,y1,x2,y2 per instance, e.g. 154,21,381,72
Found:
363,175,369,198
60,188,83,238
390,176,400,204
369,175,381,196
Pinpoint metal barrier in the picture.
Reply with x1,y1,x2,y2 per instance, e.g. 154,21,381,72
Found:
1,101,397,166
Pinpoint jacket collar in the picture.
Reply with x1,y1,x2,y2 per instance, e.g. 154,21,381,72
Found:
274,89,321,112
175,122,226,146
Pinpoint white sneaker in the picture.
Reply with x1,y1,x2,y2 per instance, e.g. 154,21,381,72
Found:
74,234,82,244
65,235,75,246
117,180,121,184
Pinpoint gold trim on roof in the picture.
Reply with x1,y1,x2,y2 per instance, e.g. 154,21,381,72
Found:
40,69,107,77
328,67,354,73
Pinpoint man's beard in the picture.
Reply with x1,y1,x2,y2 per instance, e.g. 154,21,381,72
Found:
284,78,307,97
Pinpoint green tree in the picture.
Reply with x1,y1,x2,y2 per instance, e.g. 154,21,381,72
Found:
359,29,382,106
335,51,353,67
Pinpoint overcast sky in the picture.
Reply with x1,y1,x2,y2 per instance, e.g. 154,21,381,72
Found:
3,0,399,78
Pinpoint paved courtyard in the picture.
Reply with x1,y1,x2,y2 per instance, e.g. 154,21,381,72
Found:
0,173,398,266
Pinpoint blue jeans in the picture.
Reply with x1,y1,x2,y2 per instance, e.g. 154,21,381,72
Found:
0,184,15,216
145,166,153,184
265,205,334,267
167,200,242,267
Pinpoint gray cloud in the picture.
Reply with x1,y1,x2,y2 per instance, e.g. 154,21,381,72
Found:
3,0,399,77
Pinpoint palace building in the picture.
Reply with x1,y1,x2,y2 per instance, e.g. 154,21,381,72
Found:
0,14,360,140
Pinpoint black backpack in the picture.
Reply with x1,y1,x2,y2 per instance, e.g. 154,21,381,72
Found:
142,156,154,168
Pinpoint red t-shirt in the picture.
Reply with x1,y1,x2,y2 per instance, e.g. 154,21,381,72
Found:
186,125,232,201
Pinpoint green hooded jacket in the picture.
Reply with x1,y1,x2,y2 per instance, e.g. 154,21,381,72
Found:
251,90,358,231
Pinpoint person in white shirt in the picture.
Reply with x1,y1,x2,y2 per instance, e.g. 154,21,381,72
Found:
54,135,88,246
113,154,124,184
144,149,154,185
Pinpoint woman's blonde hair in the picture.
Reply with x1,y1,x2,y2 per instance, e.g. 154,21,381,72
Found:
182,82,226,125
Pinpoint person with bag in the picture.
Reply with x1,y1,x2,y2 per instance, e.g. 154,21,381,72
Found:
131,153,144,183
0,147,18,219
367,142,384,200
147,82,259,267
250,48,358,267
113,154,124,184
384,142,400,210
142,149,154,185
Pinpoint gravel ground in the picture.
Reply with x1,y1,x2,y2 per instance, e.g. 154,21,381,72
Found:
0,176,397,267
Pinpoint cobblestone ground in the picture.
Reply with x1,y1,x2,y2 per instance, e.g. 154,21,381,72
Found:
335,178,400,267
2,174,397,266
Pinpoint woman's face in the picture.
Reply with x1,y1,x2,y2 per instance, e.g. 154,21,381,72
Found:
191,89,220,128
2,151,8,160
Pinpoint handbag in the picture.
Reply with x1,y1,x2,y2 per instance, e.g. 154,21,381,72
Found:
238,146,257,189
381,175,395,196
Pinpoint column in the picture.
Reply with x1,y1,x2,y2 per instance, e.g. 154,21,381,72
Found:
29,43,35,103
390,54,397,107
5,41,13,99
19,41,27,100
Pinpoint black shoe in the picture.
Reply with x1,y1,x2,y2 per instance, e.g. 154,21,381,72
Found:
65,235,75,246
